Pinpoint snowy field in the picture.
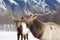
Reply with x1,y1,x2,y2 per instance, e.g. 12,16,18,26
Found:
0,31,39,40
0,24,39,40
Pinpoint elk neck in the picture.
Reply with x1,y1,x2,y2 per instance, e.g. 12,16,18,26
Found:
26,19,45,38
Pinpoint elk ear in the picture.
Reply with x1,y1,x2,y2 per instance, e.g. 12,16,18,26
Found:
32,15,37,19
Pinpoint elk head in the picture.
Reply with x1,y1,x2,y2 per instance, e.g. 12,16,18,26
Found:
21,14,37,23
21,10,45,23
14,20,22,28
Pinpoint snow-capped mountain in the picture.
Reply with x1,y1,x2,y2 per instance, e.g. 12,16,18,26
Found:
0,0,60,17
0,0,60,21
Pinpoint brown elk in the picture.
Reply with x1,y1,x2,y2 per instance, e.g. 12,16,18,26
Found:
21,10,60,40
21,13,45,40
10,12,29,40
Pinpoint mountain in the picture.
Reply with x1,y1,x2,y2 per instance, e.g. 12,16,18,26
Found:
2,0,60,14
0,0,60,24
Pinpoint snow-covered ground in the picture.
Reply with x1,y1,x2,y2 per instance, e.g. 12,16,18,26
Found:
0,31,39,40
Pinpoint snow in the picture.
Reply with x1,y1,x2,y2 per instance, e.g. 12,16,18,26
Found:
0,31,39,40
57,0,60,2
0,0,6,11
9,0,18,5
0,31,17,40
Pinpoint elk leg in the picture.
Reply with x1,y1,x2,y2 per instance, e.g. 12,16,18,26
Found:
21,34,23,40
26,34,28,40
24,35,26,40
17,33,20,40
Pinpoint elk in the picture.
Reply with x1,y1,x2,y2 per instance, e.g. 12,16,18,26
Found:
21,10,60,40
10,12,29,40
21,14,45,40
